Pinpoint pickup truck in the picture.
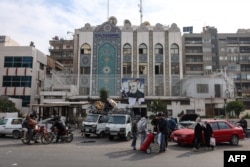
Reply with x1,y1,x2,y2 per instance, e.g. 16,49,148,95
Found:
0,117,23,139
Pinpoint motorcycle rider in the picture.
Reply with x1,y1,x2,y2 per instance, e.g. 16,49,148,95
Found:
51,116,66,143
27,114,38,144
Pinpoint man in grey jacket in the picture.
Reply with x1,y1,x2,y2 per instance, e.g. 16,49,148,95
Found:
137,116,148,147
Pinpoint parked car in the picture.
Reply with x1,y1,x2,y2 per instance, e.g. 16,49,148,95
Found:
170,119,245,146
0,117,23,139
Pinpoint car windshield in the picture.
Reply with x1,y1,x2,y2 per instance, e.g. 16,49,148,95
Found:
85,115,99,122
108,116,126,124
0,119,7,125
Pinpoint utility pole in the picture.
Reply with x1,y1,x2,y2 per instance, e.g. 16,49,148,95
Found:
107,0,109,20
138,0,143,24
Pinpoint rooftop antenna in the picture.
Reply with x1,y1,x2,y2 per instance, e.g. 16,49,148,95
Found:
107,0,109,20
138,0,143,24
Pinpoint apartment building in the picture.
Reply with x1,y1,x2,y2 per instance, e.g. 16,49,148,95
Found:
49,36,74,74
182,27,250,109
0,36,47,113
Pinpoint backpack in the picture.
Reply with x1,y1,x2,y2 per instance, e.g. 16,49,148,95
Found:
168,119,176,131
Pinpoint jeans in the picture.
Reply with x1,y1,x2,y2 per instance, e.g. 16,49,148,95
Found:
131,132,137,149
159,133,166,152
56,130,64,142
27,128,33,143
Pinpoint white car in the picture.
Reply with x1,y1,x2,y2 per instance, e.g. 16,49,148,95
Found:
0,117,23,139
38,117,66,132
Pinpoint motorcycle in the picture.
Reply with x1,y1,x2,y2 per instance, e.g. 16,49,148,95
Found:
49,126,73,143
21,125,52,144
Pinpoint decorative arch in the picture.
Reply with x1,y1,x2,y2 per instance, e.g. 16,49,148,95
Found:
155,43,163,55
80,43,91,55
139,43,147,55
123,43,132,55
171,43,179,55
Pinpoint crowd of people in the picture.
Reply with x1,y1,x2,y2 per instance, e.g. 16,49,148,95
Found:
131,113,249,153
131,112,177,153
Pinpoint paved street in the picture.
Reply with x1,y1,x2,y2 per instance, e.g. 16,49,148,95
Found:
0,130,250,167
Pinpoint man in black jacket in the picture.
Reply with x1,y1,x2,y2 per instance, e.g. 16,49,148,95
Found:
193,117,203,151
157,113,168,153
238,117,248,138
52,116,66,143
204,121,214,150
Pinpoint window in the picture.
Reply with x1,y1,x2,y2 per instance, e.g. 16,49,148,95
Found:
4,56,33,68
123,43,132,55
79,87,90,95
80,43,91,54
210,122,219,130
155,44,163,54
155,63,163,74
139,44,147,54
218,122,230,129
80,67,90,74
0,119,7,125
171,44,179,54
123,63,131,74
139,63,147,74
2,76,32,87
40,63,44,70
196,84,208,93
9,95,30,107
171,63,179,74
11,119,22,125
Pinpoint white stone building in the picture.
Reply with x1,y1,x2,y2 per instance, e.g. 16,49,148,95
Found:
0,36,47,113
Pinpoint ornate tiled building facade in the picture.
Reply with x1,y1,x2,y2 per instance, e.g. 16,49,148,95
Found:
74,17,183,99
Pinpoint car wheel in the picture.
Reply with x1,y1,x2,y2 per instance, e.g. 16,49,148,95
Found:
230,135,239,146
98,131,105,138
13,130,21,139
85,134,90,138
108,135,114,141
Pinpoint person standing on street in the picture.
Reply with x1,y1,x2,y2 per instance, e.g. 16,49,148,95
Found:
137,116,148,147
238,117,248,138
163,113,169,150
157,113,168,153
193,117,203,152
131,118,139,150
203,121,214,150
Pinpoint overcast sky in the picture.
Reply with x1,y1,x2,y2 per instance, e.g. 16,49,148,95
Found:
1,0,250,55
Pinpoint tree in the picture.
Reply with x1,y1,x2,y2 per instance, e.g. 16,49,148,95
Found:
226,100,244,118
0,97,20,113
99,88,108,102
147,100,167,115
99,88,111,111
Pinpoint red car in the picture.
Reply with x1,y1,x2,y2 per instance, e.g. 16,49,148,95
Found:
170,119,245,146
